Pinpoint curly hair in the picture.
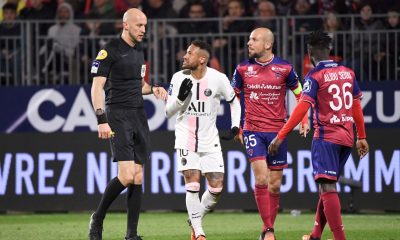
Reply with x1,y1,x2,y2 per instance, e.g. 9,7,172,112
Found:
306,30,332,50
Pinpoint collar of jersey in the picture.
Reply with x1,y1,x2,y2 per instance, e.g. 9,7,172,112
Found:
119,35,138,50
254,54,274,66
188,67,208,81
316,59,334,66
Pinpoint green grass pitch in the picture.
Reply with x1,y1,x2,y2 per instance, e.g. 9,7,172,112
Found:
0,212,399,240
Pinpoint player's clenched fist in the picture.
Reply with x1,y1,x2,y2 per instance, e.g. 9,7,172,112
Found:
177,78,193,101
220,127,240,141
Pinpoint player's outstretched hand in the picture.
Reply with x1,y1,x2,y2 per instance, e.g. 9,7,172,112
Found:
153,86,168,101
356,139,369,159
299,122,310,137
268,136,282,156
220,127,240,141
177,78,193,101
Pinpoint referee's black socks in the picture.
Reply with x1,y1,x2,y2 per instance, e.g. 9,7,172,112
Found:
126,184,142,237
95,177,126,220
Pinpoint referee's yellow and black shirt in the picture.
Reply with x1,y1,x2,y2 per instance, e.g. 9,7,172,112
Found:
91,36,146,109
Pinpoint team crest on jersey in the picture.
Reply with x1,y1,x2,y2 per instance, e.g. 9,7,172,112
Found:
168,84,173,95
95,50,108,60
303,78,312,92
271,66,288,79
204,88,212,97
274,72,282,79
141,64,146,78
181,158,187,166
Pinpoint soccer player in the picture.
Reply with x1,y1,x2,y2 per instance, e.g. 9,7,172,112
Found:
231,27,309,240
165,40,241,240
268,30,369,240
89,8,167,240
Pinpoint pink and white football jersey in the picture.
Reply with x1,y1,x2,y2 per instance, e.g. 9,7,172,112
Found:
167,67,236,152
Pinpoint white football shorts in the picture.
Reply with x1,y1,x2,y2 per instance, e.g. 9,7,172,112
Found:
176,149,225,174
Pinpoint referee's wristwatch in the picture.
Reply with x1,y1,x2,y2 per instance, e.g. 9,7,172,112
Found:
95,108,105,115
96,108,107,124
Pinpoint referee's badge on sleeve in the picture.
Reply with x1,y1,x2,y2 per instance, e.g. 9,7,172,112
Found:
91,61,100,73
95,50,108,60
141,64,146,78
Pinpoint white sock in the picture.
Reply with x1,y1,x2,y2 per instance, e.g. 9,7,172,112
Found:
200,190,221,218
186,191,205,237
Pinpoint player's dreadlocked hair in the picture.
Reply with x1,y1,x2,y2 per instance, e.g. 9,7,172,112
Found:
306,30,332,50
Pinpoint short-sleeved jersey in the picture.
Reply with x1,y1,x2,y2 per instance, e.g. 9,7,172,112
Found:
91,37,146,109
232,56,300,132
168,67,236,152
301,60,362,147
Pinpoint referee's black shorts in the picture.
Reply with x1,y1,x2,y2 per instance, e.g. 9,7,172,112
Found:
106,107,150,164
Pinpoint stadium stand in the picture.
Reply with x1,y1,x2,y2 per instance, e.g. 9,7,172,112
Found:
0,0,399,86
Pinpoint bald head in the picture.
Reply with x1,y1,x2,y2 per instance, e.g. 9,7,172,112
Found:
247,27,275,60
121,8,147,46
252,27,274,45
123,8,146,23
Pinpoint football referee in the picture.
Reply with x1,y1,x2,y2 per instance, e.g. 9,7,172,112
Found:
88,8,167,240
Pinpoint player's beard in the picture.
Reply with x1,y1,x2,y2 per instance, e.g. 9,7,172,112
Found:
249,51,262,59
182,62,197,71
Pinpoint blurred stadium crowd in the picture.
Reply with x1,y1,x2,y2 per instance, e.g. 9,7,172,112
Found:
0,0,399,86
